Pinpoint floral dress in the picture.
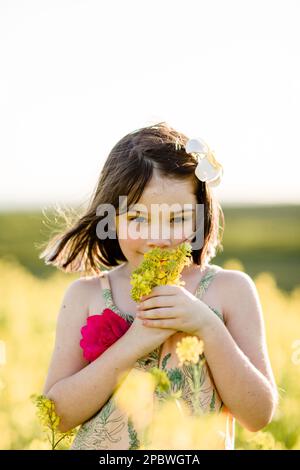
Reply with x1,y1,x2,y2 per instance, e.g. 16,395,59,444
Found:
70,264,235,450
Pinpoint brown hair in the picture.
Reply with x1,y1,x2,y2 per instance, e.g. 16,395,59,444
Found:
39,122,224,274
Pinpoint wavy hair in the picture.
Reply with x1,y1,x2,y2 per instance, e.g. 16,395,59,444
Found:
39,122,224,274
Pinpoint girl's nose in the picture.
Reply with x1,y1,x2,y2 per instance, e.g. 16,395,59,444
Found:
146,239,172,249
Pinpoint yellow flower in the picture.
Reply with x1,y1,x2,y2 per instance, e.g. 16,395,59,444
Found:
175,336,204,367
130,242,192,302
31,394,61,429
31,394,76,450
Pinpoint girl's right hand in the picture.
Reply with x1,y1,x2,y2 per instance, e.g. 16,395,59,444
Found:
125,315,175,359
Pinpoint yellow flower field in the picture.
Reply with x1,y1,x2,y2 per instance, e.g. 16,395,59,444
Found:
0,258,299,449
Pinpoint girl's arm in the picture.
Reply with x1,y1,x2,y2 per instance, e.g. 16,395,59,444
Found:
199,270,278,432
43,279,141,433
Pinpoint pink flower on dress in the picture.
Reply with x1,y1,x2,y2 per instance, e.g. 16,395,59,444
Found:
80,308,131,362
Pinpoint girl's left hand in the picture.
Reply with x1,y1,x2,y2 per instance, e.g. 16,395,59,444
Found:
136,284,213,336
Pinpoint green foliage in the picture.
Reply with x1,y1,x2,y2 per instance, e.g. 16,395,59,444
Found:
149,367,171,394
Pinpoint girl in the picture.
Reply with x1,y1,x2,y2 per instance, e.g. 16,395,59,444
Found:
41,122,278,450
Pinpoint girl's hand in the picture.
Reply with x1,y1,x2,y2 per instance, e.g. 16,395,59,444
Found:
136,285,213,336
126,316,176,359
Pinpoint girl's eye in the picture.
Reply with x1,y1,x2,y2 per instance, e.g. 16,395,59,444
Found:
171,217,189,223
128,216,148,223
128,216,191,223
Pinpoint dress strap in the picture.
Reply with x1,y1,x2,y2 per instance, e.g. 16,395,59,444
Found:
99,270,112,308
196,264,222,300
98,270,135,323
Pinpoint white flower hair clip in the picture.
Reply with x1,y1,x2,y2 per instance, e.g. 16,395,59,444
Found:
185,138,223,187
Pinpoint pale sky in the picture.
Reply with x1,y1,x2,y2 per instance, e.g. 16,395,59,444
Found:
0,0,299,209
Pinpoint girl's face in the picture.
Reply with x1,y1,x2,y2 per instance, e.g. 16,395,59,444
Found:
116,172,198,272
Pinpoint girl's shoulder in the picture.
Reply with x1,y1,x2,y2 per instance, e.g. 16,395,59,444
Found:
77,267,121,317
60,276,104,319
210,266,253,289
211,267,257,323
214,267,255,293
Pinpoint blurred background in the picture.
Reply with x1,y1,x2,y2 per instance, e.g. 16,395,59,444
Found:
0,0,299,450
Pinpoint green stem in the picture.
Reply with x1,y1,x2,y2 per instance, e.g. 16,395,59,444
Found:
51,428,55,450
53,434,68,450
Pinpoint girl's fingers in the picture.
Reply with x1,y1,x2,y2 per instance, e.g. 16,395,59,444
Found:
138,296,176,311
137,308,177,320
140,285,179,301
141,318,178,329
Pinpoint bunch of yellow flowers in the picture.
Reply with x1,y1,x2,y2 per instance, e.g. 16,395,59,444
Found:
31,394,76,450
130,241,193,302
